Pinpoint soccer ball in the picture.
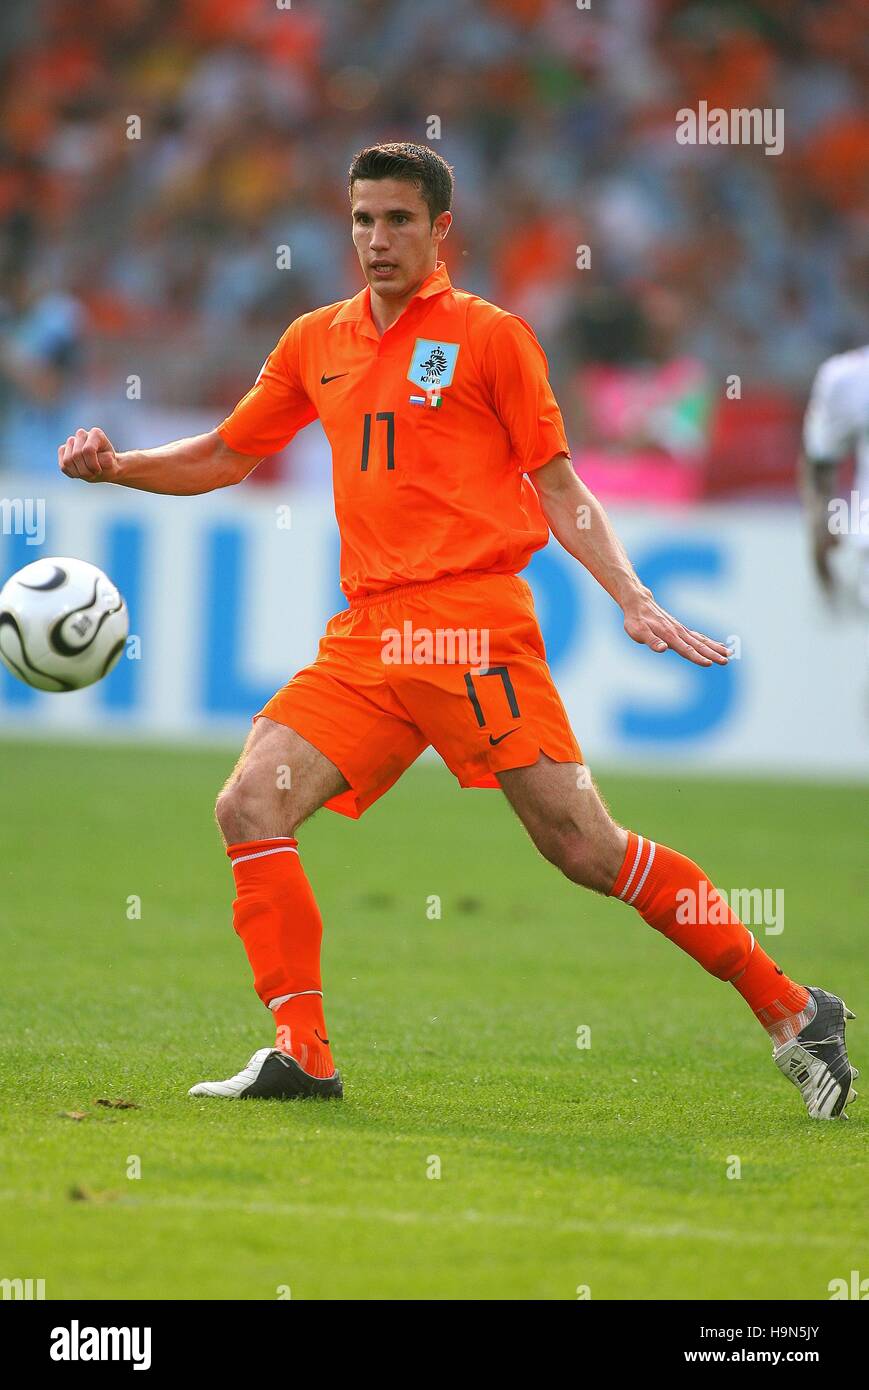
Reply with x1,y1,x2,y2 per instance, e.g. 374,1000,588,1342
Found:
0,556,129,692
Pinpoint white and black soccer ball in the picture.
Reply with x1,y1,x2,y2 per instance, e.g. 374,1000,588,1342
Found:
0,556,129,692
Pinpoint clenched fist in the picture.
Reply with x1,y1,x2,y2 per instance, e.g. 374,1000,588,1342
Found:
58,427,121,482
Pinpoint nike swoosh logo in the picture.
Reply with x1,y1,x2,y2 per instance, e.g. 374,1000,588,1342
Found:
320,372,349,384
489,729,518,746
314,1029,330,1045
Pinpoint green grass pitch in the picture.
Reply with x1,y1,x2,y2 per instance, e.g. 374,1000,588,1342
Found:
0,739,866,1300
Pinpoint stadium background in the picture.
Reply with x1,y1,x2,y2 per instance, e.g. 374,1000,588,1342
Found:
1,0,867,768
0,0,867,1306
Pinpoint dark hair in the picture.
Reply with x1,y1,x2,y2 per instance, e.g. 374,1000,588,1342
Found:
348,142,454,224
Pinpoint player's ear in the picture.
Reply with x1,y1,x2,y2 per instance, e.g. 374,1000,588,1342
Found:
433,211,452,245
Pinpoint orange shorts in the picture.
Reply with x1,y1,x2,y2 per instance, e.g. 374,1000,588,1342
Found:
257,570,582,819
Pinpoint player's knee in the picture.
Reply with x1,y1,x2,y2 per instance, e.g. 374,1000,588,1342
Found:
540,828,595,887
540,825,620,893
214,782,246,841
215,774,292,842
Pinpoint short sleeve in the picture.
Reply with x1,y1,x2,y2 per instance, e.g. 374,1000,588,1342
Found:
216,316,318,457
803,358,855,463
480,313,570,472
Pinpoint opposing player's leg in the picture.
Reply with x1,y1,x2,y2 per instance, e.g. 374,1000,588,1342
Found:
189,717,350,1101
497,754,858,1119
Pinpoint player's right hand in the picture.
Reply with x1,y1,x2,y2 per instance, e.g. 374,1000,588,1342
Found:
58,427,121,482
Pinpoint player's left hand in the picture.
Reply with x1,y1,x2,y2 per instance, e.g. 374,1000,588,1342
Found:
622,591,729,666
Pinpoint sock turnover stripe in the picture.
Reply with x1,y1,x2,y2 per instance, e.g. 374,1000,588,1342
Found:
627,839,656,905
268,990,323,1010
618,835,645,900
230,845,299,867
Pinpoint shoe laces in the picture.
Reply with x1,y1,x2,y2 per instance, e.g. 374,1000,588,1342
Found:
801,1034,842,1051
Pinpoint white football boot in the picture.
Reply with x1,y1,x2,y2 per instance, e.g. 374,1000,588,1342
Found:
188,1047,343,1100
773,988,857,1118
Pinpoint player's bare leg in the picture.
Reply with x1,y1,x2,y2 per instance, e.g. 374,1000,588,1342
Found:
189,718,349,1101
496,754,627,893
497,754,858,1119
214,716,349,843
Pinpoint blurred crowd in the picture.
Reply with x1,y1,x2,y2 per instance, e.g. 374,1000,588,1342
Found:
0,0,867,486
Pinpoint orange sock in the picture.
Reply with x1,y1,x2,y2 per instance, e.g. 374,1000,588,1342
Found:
610,832,810,1029
227,837,335,1078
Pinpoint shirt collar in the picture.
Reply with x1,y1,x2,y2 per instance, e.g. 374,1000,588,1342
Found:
329,260,452,332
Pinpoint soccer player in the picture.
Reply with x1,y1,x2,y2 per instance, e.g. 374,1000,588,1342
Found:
801,345,869,621
59,143,857,1118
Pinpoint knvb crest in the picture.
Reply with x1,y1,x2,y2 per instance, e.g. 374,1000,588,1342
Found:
407,339,460,390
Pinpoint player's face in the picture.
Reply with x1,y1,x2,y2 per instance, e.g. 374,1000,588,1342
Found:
351,178,450,299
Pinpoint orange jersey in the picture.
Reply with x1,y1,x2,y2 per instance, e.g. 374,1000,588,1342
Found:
217,261,569,601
